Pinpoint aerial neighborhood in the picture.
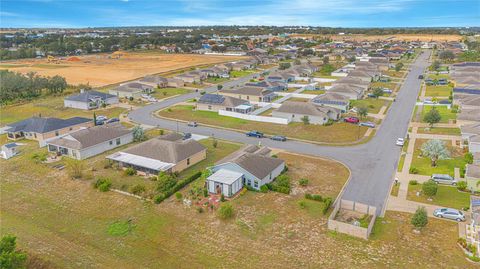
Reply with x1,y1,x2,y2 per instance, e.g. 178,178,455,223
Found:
1,23,480,268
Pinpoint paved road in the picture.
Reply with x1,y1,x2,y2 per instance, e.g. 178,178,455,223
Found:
129,51,430,214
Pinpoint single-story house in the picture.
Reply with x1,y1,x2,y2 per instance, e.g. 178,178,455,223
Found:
166,78,185,88
347,70,374,82
461,123,480,141
64,90,118,110
469,135,480,154
332,77,370,90
328,84,365,100
1,142,21,159
138,75,168,88
207,148,285,195
175,74,202,84
311,92,350,112
466,164,480,192
221,86,277,102
457,108,480,126
5,116,93,147
47,123,133,160
266,72,295,83
107,133,206,176
272,101,340,125
244,81,287,92
109,82,154,99
196,93,253,113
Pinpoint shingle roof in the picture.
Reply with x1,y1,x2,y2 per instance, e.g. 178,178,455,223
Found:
312,93,350,105
6,117,91,133
461,123,480,135
221,86,273,96
47,123,132,150
466,164,480,179
121,134,206,163
65,90,116,102
139,75,167,84
276,101,329,117
457,108,480,121
233,153,284,179
198,94,247,107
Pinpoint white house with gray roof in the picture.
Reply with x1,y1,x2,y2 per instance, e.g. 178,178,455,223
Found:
64,90,118,110
272,101,340,125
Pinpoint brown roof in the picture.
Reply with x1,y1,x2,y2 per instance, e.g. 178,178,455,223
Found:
48,123,132,150
233,153,284,179
122,135,206,163
276,101,329,117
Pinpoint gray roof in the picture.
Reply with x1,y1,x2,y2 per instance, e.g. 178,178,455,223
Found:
139,75,167,84
114,82,153,93
122,134,206,163
47,123,132,150
233,153,284,179
461,123,480,135
466,164,480,179
312,92,350,105
221,86,274,97
457,108,480,121
276,101,329,117
65,90,116,102
6,117,91,133
198,94,247,107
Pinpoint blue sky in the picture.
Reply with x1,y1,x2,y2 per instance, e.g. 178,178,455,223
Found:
1,0,479,28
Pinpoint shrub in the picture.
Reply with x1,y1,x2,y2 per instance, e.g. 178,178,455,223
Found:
465,152,474,164
153,193,166,204
457,181,468,191
409,167,419,174
422,180,438,197
124,167,136,176
66,159,85,179
411,206,428,228
156,172,177,193
267,174,291,194
220,194,225,202
155,171,202,203
94,177,112,192
260,185,269,193
130,184,145,195
409,180,418,185
322,197,333,215
31,152,48,163
305,193,323,202
175,192,183,200
298,200,307,209
212,139,218,148
0,235,27,268
218,203,234,219
103,159,113,169
196,207,204,213
132,126,146,142
299,178,309,186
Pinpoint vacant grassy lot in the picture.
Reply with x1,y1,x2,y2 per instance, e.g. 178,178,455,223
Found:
350,98,391,114
301,89,325,95
151,87,192,100
408,184,470,209
425,85,453,97
0,95,127,126
230,69,257,78
158,105,369,144
204,76,231,84
419,106,457,123
1,134,474,268
410,138,467,177
417,127,461,136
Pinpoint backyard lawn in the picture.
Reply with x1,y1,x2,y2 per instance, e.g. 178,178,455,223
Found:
301,89,325,95
151,88,192,100
425,85,453,97
383,70,406,78
350,98,391,114
407,184,470,209
204,76,230,84
230,69,257,78
158,105,370,144
370,81,398,91
410,138,467,177
419,106,457,123
428,74,450,80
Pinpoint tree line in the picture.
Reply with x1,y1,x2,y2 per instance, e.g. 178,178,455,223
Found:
0,70,67,104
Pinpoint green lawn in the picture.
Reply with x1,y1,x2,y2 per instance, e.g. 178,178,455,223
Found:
417,127,461,136
312,73,337,79
301,90,325,95
230,70,257,78
204,77,230,84
425,85,453,97
158,105,370,144
350,99,391,114
419,106,457,123
428,74,450,80
410,139,467,177
151,88,191,100
370,81,398,91
288,97,309,102
384,70,406,78
408,184,470,209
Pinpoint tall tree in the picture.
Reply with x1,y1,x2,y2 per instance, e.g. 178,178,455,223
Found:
421,139,450,167
423,107,441,127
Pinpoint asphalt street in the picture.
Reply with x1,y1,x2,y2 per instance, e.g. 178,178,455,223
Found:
129,52,430,214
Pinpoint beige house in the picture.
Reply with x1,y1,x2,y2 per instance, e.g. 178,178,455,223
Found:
196,93,253,113
107,133,206,176
221,86,276,102
5,116,93,147
273,101,340,125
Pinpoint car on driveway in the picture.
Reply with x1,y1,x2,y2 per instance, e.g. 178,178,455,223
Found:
396,138,405,146
431,174,457,185
344,117,359,124
246,131,264,138
270,135,287,142
187,121,198,127
105,118,119,124
433,208,465,222
359,122,375,128
418,75,424,79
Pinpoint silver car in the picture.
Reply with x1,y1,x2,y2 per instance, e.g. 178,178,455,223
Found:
433,208,465,222
431,174,457,185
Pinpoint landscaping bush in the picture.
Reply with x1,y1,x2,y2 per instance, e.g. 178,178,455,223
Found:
0,235,27,268
305,193,323,201
409,180,418,185
298,200,307,209
457,181,468,191
196,207,204,213
155,171,203,203
175,192,183,200
153,193,166,204
465,152,474,164
220,194,225,202
130,184,145,195
322,197,333,215
266,174,291,194
299,178,309,187
422,180,438,197
31,152,48,163
157,172,177,193
218,203,234,219
93,177,112,192
124,167,137,176
260,185,269,193
411,206,428,229
409,167,419,174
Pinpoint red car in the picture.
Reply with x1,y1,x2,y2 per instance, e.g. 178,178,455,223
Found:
344,117,360,124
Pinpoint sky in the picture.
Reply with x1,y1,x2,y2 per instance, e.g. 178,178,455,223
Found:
1,0,479,28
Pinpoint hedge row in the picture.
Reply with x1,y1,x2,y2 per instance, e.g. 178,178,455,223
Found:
154,171,203,204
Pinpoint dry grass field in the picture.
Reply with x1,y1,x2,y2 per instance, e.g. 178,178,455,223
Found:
0,51,246,87
290,33,462,42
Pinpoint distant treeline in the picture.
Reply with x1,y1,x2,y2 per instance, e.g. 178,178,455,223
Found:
0,70,67,104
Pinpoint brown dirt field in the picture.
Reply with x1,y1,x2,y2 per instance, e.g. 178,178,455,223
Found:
0,51,246,87
290,33,462,42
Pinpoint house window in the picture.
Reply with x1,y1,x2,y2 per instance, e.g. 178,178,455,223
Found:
246,96,249,100
72,151,77,158
69,127,73,131
247,179,251,186
34,133,37,138
55,131,59,136
109,140,113,145
187,158,190,165
254,181,259,188
116,138,121,145
208,105,212,110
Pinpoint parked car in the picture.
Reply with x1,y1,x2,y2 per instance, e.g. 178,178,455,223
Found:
95,120,105,126
433,208,465,222
431,174,457,185
359,122,375,128
418,75,424,79
187,121,198,127
246,131,264,138
367,93,378,98
105,118,119,124
270,135,287,142
382,88,393,94
183,133,192,140
396,138,405,146
96,115,107,121
344,117,360,124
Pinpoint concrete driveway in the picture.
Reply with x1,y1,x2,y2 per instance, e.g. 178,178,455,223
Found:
129,51,431,215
